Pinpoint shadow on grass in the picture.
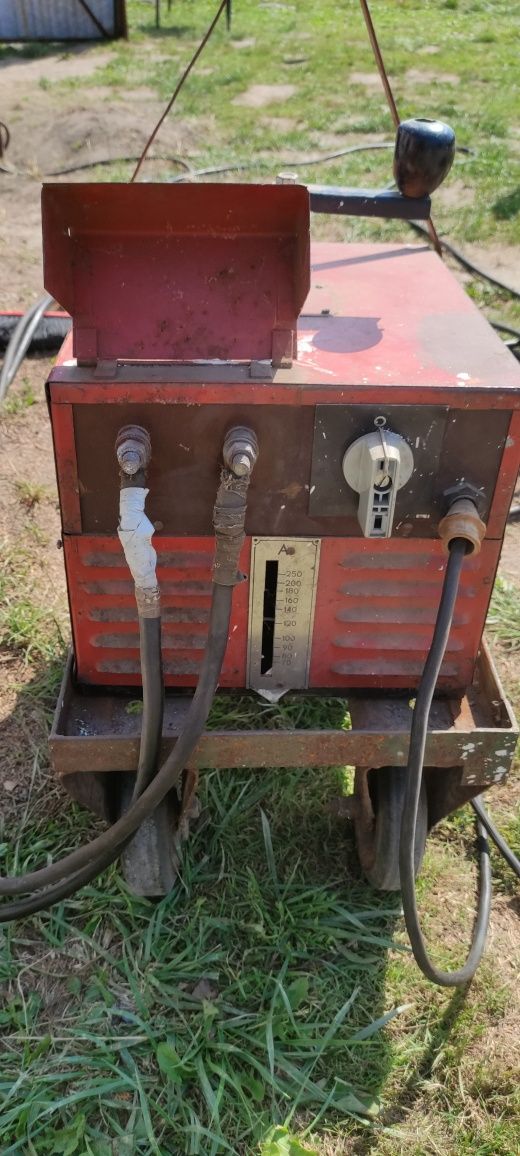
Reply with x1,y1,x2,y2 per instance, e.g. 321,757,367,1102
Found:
0,41,97,67
351,987,470,1154
492,186,520,221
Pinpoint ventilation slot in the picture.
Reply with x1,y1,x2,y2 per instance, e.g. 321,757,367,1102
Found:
261,560,279,675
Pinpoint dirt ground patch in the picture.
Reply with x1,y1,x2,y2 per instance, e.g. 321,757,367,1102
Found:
232,82,297,108
0,44,206,307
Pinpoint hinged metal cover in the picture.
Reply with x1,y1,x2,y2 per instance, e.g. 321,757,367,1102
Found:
42,182,310,364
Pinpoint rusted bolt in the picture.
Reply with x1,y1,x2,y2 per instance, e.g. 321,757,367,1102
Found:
116,425,151,476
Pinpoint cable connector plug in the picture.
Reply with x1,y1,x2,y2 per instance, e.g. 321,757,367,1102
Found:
438,498,486,556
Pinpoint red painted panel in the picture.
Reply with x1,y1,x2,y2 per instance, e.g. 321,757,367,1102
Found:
65,536,250,687
309,538,501,691
487,410,520,538
66,532,500,694
48,401,81,533
42,183,310,363
47,242,520,394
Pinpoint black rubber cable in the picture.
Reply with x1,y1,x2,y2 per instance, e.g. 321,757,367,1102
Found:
0,292,54,402
471,795,520,878
399,538,493,987
0,583,231,913
0,313,70,354
406,219,520,300
0,613,164,921
131,615,164,800
46,154,195,177
491,321,520,342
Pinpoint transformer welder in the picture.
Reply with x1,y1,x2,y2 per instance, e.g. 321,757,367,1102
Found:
1,119,519,987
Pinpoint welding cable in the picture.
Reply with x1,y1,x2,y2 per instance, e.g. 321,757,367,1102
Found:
399,537,493,987
0,582,233,920
406,219,520,301
0,310,70,353
0,293,53,391
471,795,520,879
131,614,164,799
491,321,520,343
0,465,250,913
0,613,163,918
46,154,196,178
0,292,54,402
46,141,473,179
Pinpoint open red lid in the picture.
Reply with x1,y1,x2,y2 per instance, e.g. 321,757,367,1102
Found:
42,182,310,365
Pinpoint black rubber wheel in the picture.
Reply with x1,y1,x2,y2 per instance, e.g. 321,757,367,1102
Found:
354,766,428,891
116,774,179,898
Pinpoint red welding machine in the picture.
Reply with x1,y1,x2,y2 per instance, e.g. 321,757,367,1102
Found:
15,143,516,984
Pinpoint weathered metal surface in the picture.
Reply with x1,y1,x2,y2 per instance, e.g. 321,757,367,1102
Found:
62,535,250,687
46,239,520,698
50,644,517,793
0,0,127,41
309,537,501,691
61,400,509,539
48,241,520,394
309,404,508,524
42,183,310,363
60,532,500,691
309,186,431,220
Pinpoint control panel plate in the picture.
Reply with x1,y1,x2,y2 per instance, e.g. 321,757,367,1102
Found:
310,404,447,520
247,537,320,699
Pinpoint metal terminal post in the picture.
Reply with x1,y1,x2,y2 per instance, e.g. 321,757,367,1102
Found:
116,425,151,476
223,427,259,478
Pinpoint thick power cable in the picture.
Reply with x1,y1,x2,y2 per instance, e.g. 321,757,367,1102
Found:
0,466,250,912
0,293,54,402
131,615,164,799
0,584,232,921
399,538,492,986
406,219,520,299
0,611,164,920
471,795,520,878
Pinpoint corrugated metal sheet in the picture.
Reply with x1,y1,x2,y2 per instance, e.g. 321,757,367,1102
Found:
0,1,126,41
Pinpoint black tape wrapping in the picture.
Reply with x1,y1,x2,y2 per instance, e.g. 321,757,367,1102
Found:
212,469,250,585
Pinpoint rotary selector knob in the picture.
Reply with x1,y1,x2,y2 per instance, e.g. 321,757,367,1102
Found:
342,423,414,538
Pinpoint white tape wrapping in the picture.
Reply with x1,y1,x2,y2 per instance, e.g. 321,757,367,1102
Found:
117,487,158,591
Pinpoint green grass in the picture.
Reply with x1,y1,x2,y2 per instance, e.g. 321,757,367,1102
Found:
487,576,520,650
0,771,405,1154
2,379,37,415
0,543,64,663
